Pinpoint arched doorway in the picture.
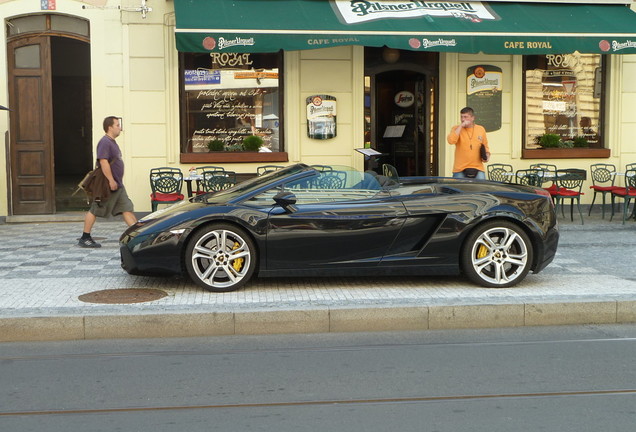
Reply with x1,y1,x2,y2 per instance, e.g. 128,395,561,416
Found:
7,14,92,215
364,47,438,177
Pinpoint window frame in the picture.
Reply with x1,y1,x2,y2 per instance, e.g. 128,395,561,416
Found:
521,53,610,159
178,51,288,164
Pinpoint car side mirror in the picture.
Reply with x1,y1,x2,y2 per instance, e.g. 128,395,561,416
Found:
273,191,297,213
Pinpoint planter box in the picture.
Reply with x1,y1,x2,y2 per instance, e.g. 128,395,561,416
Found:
522,148,610,159
181,152,289,164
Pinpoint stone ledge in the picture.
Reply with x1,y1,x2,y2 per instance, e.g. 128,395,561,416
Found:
2,301,636,342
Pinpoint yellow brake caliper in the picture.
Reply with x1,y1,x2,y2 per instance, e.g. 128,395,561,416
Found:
232,242,244,272
477,244,489,259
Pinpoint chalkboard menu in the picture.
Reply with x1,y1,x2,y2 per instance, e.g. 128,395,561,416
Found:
183,67,280,153
466,65,502,133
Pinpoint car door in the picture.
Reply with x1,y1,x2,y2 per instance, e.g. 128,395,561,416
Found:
266,197,407,271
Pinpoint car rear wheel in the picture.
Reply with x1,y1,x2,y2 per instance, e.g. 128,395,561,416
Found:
461,220,533,288
185,224,256,292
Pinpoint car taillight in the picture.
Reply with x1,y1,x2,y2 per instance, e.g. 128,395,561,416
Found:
534,187,555,207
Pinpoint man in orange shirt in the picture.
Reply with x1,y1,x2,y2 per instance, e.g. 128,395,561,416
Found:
447,107,490,179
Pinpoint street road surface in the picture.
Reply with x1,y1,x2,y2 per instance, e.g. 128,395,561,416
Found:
1,325,636,431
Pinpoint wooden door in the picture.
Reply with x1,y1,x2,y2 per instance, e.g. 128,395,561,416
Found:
8,36,55,214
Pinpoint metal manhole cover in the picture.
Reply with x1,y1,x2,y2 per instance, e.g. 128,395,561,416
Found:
79,289,168,304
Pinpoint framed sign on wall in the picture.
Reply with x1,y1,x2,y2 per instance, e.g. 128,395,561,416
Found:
306,95,337,139
466,65,502,132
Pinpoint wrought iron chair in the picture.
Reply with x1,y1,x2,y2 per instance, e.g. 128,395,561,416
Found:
515,169,542,187
530,163,558,196
316,170,347,189
149,167,184,212
201,170,236,193
487,163,514,183
256,165,284,176
610,168,636,224
553,169,586,224
588,163,618,218
195,166,225,194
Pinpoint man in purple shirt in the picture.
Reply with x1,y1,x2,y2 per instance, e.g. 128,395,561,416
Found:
78,116,137,248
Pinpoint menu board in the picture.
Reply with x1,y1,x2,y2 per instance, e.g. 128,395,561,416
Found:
466,65,502,132
184,69,279,152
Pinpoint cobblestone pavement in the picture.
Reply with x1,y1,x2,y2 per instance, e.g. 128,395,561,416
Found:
1,209,635,340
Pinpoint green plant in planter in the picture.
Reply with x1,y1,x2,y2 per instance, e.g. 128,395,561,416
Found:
573,136,589,148
242,135,264,152
561,140,574,149
226,144,244,152
207,139,225,152
538,133,562,148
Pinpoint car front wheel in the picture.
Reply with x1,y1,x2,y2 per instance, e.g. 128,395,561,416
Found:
185,224,256,292
461,220,533,288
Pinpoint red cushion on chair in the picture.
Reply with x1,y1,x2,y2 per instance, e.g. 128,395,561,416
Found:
590,185,616,192
544,184,557,192
555,189,583,197
612,188,636,197
151,192,184,202
544,184,558,196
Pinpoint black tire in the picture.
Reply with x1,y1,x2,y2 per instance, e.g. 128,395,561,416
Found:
185,223,256,292
461,220,533,288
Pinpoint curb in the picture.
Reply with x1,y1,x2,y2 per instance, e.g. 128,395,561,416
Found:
2,300,635,342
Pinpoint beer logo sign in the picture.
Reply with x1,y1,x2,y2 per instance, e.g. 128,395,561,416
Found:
394,91,414,108
202,37,216,50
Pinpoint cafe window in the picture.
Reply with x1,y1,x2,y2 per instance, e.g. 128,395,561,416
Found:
179,51,283,158
523,53,607,156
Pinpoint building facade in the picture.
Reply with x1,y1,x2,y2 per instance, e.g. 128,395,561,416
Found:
2,0,636,217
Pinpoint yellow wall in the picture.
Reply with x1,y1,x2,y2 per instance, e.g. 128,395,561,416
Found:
1,1,636,216
295,47,365,170
0,0,127,217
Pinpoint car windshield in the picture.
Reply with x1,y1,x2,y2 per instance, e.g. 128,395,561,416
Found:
244,165,393,206
197,164,310,203
197,164,395,205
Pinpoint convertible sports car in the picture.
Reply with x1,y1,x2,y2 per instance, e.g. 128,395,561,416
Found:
120,164,559,292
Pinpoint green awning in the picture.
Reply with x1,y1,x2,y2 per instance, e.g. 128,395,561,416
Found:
174,0,636,55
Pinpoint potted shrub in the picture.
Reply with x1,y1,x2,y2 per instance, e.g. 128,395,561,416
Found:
573,136,589,148
242,135,264,152
538,133,562,149
207,139,225,152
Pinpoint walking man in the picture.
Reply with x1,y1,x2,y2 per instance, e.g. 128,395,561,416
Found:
447,107,490,179
78,116,137,248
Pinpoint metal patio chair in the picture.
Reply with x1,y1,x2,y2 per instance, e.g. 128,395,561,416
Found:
588,163,618,218
149,167,185,212
487,163,514,183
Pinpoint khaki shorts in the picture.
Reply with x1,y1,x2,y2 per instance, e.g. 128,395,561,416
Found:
89,187,134,218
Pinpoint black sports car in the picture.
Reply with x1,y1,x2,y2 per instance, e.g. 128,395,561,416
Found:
120,164,558,292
